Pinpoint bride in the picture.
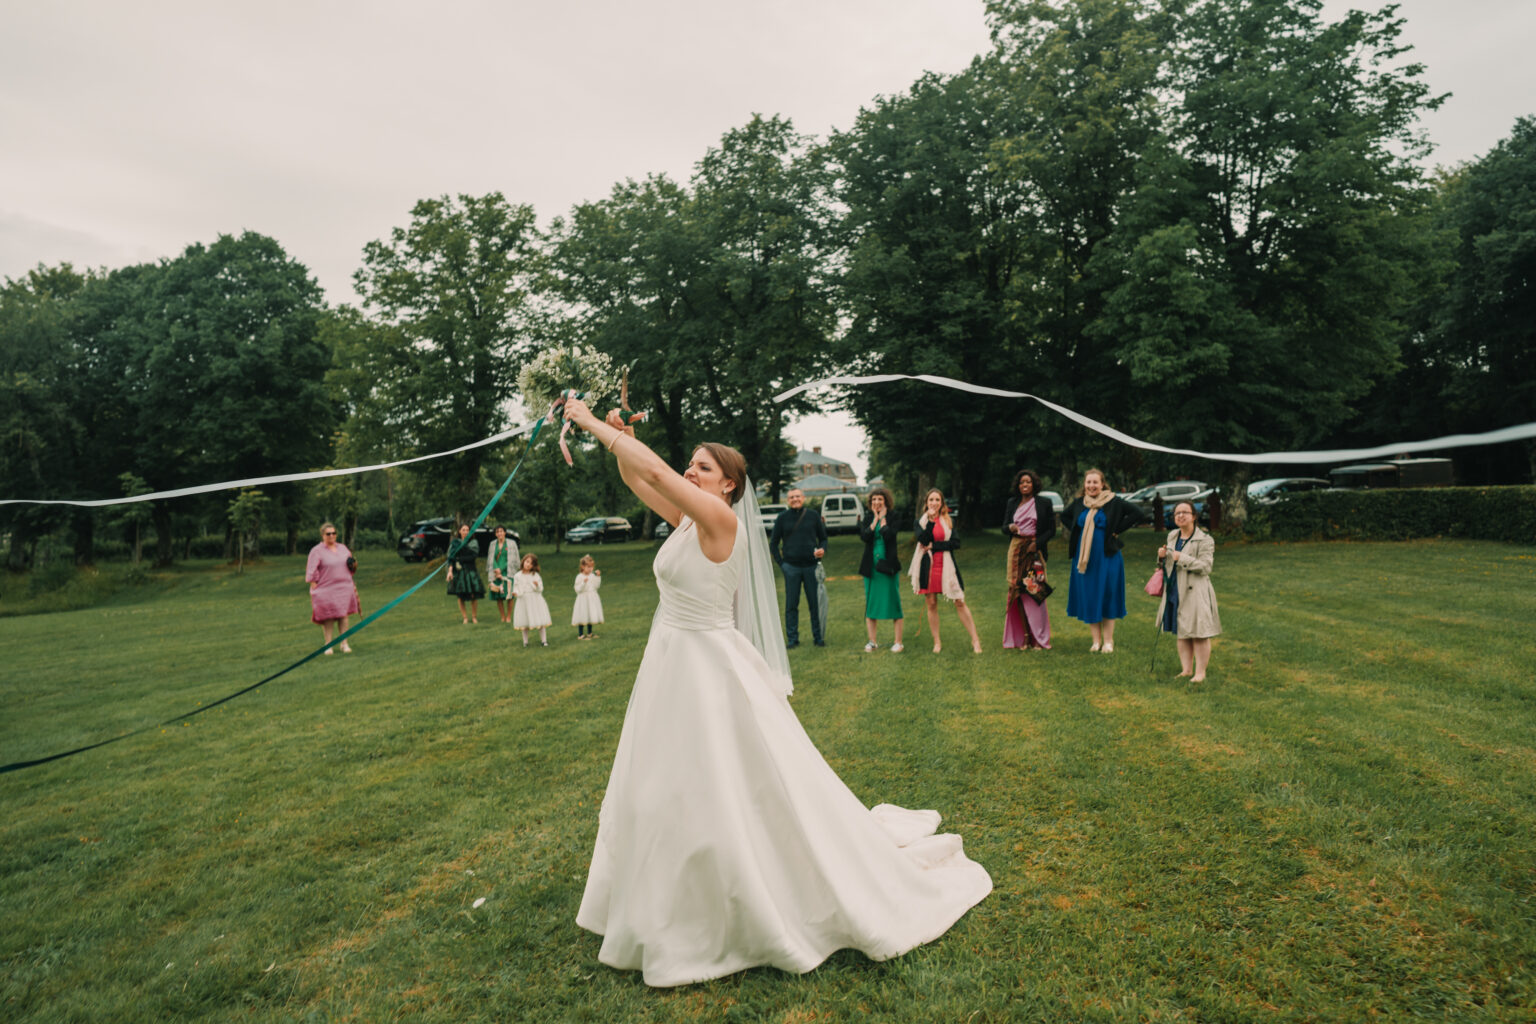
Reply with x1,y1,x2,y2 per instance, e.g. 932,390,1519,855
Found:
563,398,992,987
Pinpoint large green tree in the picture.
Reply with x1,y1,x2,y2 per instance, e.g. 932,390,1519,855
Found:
549,116,835,492
351,193,541,516
66,234,331,562
824,61,1039,519
1417,117,1536,481
1093,0,1441,507
0,265,85,568
988,0,1175,487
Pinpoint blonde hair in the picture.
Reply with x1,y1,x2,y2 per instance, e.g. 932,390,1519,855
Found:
579,554,595,568
1079,467,1109,497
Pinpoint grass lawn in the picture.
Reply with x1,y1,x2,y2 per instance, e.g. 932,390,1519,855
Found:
2,530,1532,1022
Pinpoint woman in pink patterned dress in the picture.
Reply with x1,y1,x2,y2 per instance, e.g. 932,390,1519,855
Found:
306,522,360,654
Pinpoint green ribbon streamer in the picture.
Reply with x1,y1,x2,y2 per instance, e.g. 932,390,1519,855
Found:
1,415,552,775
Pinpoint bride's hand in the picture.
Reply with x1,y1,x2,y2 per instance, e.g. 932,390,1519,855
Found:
563,396,600,430
605,408,637,439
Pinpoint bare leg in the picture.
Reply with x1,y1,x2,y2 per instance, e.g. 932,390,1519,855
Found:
458,598,468,623
469,599,479,624
955,599,982,653
866,618,878,645
338,615,352,653
320,620,334,652
1176,637,1194,676
926,595,941,652
1191,638,1212,682
894,618,904,646
1088,622,1103,651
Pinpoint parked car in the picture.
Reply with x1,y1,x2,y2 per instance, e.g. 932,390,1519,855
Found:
820,493,865,534
1247,477,1331,504
397,518,514,562
1124,481,1215,519
653,520,672,539
1329,458,1454,490
758,503,788,531
565,516,634,544
1039,491,1065,516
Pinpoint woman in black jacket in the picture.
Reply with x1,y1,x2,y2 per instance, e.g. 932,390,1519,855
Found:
1063,468,1148,653
1002,469,1057,649
858,488,904,652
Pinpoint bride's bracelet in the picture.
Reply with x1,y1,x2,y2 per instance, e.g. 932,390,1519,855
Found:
605,430,622,453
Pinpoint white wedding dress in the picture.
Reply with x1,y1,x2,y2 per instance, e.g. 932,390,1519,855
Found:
576,516,992,987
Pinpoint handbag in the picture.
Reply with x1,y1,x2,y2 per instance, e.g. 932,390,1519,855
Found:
1144,568,1164,597
1023,577,1054,605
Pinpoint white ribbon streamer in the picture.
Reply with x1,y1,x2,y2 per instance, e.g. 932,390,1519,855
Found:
775,373,1536,465
0,421,539,508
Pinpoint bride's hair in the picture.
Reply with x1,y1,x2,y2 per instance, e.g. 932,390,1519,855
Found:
696,443,747,506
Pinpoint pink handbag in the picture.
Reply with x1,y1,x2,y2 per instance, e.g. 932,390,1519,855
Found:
1144,568,1164,596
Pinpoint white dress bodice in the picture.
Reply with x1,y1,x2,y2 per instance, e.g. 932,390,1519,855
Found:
651,517,745,632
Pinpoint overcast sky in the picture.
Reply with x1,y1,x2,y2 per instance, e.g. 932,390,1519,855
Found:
3,0,1531,480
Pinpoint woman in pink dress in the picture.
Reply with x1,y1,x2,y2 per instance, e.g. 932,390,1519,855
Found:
1002,469,1055,650
306,522,360,654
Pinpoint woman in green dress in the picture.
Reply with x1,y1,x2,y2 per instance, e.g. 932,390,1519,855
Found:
487,525,519,624
858,488,905,652
445,523,485,624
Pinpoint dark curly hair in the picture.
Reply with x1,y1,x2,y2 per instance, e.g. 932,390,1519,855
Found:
1010,469,1044,501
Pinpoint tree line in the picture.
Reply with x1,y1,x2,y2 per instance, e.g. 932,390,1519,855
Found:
3,0,1532,569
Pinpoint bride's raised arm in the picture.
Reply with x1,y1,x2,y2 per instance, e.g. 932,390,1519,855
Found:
562,398,738,555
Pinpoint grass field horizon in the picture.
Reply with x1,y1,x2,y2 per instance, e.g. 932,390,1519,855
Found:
3,530,1532,1022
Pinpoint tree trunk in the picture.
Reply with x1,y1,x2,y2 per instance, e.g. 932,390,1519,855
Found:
1220,465,1253,532
72,510,96,566
6,522,35,572
152,503,174,566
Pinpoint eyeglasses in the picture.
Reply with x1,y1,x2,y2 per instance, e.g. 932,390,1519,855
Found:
323,530,336,535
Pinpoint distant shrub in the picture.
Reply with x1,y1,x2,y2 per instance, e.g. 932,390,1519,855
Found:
27,560,76,597
1245,485,1536,544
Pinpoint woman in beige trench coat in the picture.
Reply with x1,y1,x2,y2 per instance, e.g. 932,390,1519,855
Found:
1155,502,1221,681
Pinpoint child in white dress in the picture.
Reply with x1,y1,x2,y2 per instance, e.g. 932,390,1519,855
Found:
512,553,552,646
572,554,604,639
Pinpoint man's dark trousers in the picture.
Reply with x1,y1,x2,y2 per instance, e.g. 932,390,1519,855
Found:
782,562,823,646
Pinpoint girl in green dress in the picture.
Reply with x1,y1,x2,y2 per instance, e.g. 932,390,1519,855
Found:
858,488,905,652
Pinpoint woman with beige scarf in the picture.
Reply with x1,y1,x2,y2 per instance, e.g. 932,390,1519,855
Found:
1063,468,1148,653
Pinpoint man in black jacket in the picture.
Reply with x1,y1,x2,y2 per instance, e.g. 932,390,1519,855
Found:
769,489,827,648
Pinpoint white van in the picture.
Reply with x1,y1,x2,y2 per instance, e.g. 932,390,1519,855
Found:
820,493,865,535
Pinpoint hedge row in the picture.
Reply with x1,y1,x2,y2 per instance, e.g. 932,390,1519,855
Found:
1244,486,1536,544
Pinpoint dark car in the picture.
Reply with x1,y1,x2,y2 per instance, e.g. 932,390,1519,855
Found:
1246,477,1331,504
1124,480,1215,523
397,518,517,562
565,516,634,544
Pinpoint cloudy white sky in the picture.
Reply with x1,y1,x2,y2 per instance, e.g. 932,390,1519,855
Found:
3,0,1531,479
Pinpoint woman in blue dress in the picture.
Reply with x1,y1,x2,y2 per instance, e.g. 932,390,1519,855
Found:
1063,468,1148,653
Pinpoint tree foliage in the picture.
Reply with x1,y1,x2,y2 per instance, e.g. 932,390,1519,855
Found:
549,115,835,492
351,193,542,513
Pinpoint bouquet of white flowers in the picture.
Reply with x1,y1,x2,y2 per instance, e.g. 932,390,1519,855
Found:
517,345,617,416
517,345,620,464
